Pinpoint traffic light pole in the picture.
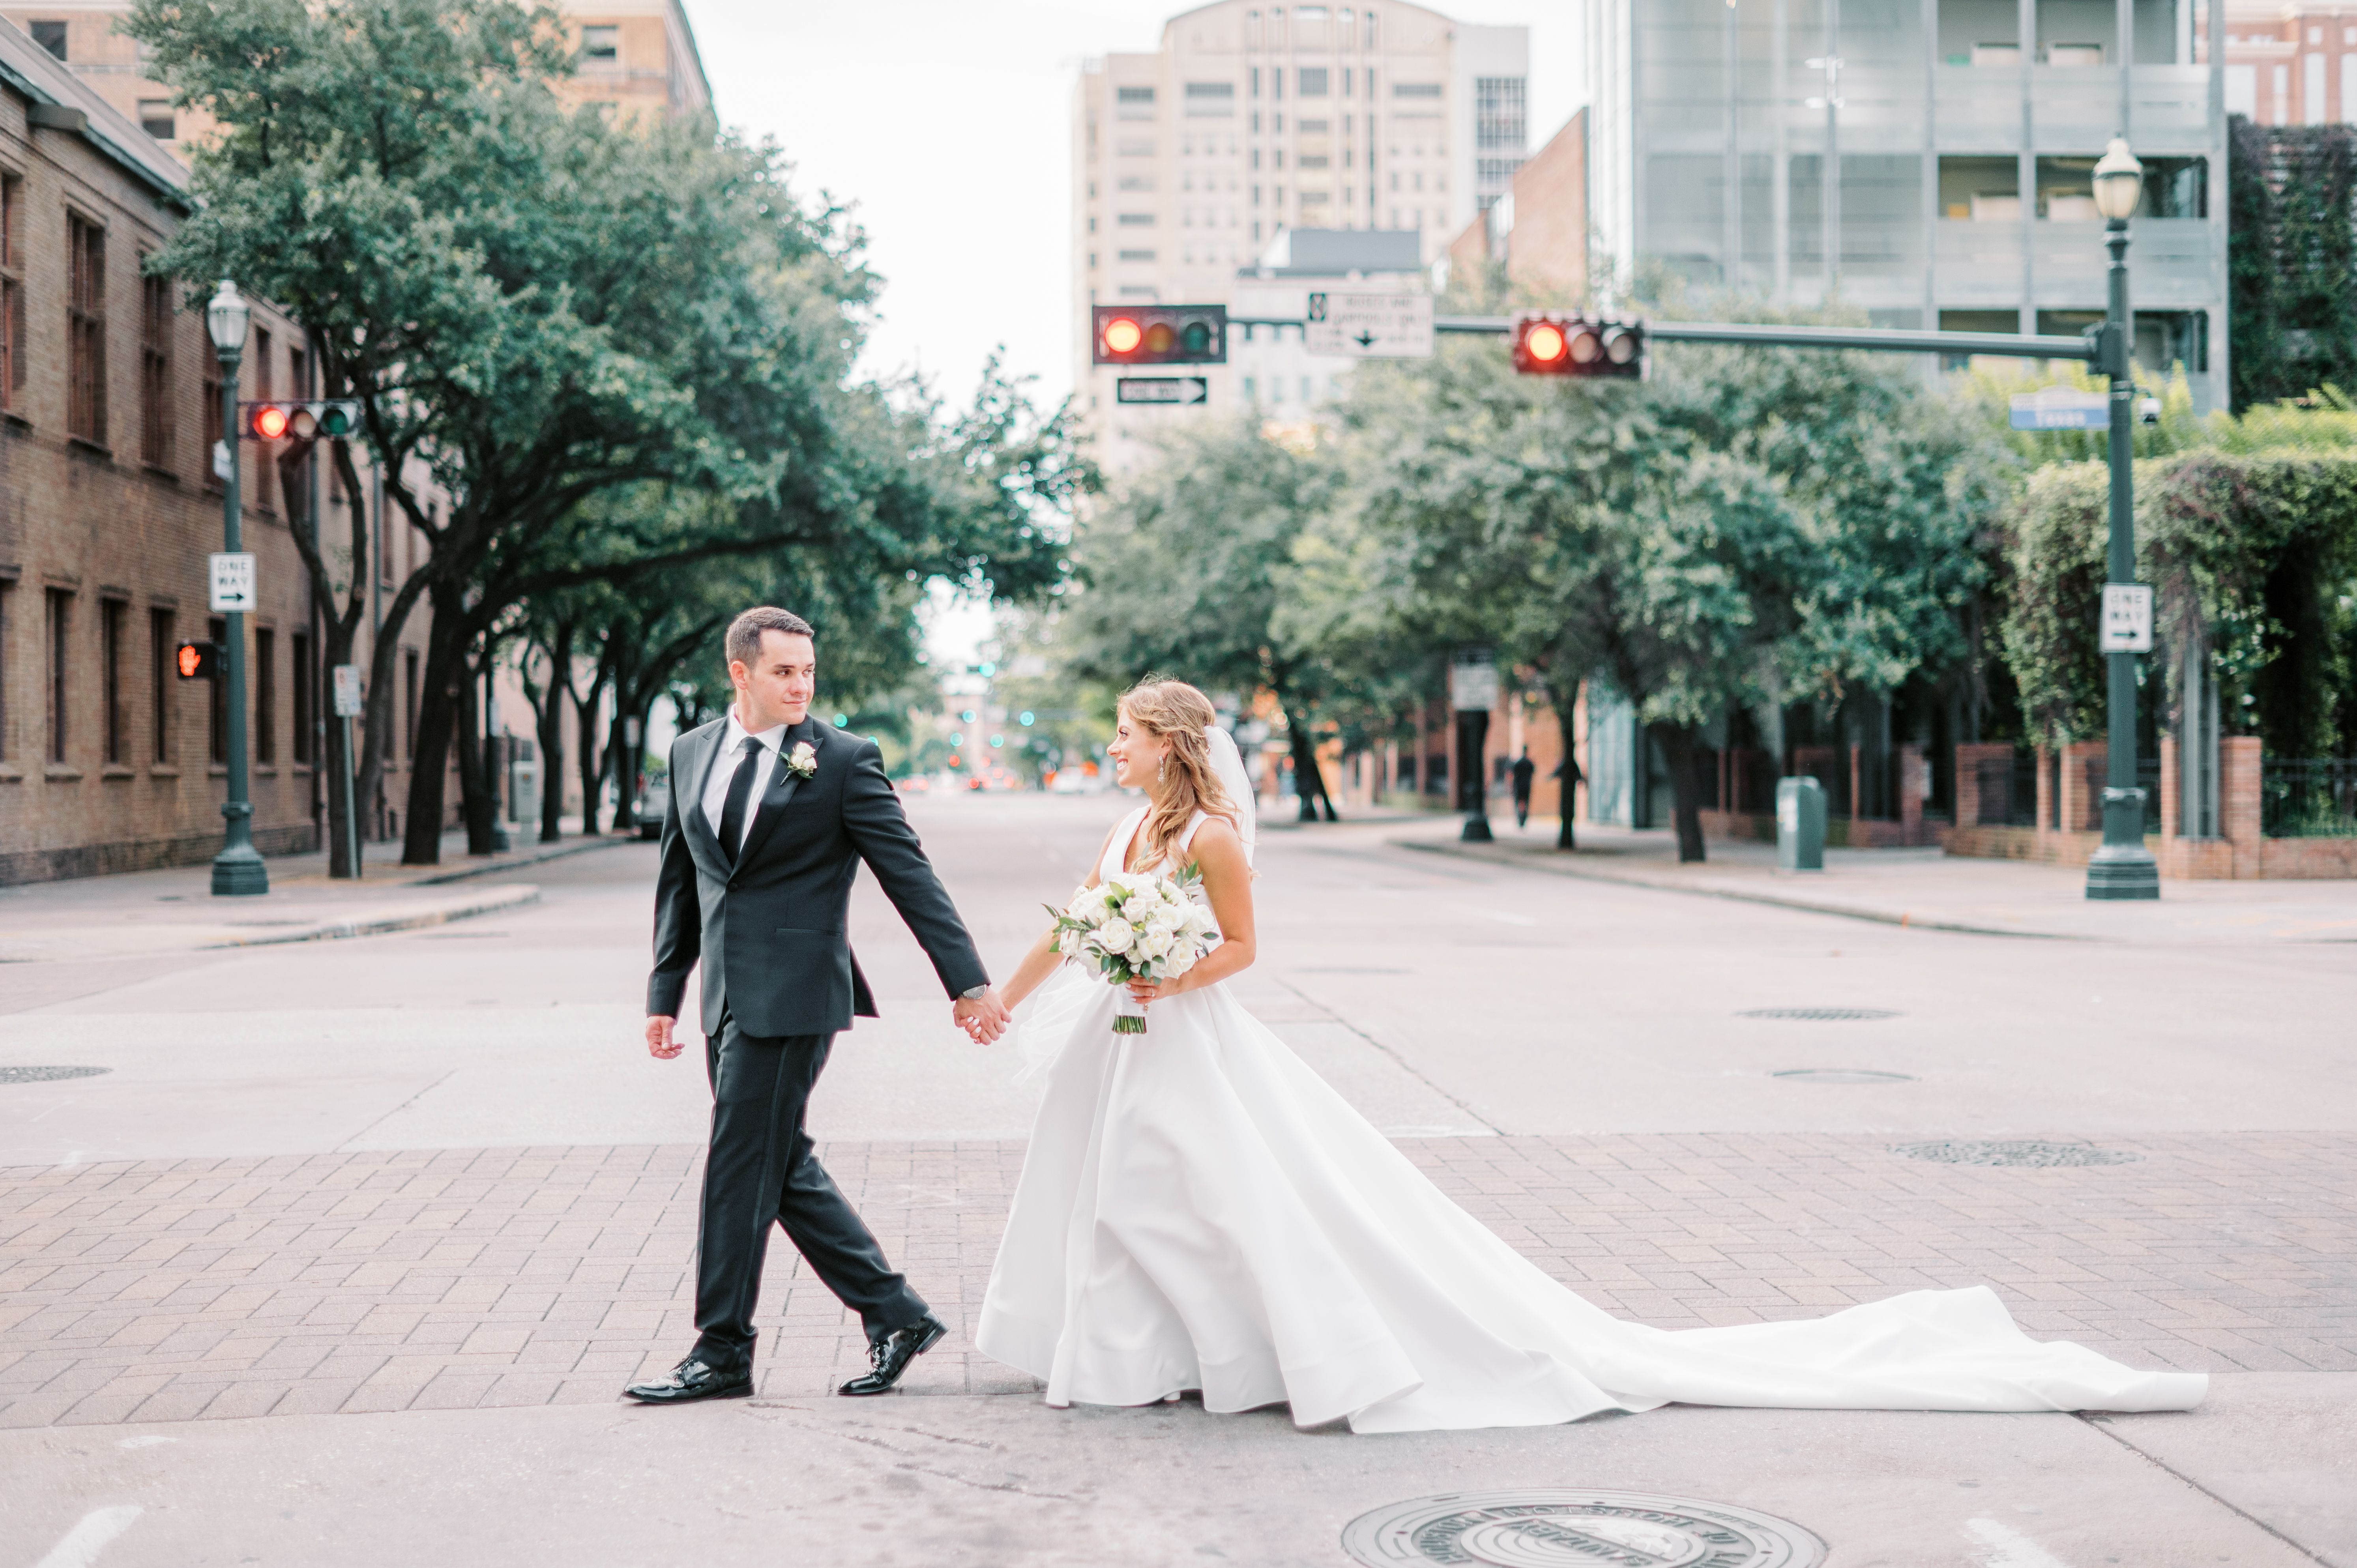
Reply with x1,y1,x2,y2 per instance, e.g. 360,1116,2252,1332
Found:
212,334,269,896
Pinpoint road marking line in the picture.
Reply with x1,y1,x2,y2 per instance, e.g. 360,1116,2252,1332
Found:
1966,1517,2071,1568
35,1506,142,1568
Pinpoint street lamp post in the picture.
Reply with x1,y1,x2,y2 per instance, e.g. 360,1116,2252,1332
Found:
2086,139,2160,902
206,280,269,897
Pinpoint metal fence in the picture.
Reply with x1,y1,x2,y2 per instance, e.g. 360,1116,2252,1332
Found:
1974,752,2043,827
2261,759,2357,838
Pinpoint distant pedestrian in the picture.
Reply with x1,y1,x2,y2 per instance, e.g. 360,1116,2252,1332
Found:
1509,750,1536,828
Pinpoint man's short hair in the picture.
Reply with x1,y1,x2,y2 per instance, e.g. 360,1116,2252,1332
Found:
726,607,815,669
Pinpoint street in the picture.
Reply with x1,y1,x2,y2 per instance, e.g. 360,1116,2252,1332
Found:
2,794,2352,1567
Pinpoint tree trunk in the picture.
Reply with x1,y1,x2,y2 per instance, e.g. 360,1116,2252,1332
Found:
456,646,497,857
532,627,571,843
573,675,609,837
400,593,472,864
1657,723,1709,864
1554,700,1580,851
1282,707,1339,822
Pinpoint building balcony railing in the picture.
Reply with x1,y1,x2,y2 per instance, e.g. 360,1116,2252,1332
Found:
1928,217,2214,309
1927,64,2216,154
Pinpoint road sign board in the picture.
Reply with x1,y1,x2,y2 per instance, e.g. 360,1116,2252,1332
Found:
1116,376,1209,405
1450,661,1500,712
208,552,256,613
2101,583,2153,653
1305,291,1435,358
331,664,365,717
2009,386,2110,430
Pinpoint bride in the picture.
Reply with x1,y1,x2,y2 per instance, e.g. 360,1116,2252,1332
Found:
972,678,2206,1433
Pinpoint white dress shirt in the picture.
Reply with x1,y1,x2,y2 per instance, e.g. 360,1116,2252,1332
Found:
702,709,793,848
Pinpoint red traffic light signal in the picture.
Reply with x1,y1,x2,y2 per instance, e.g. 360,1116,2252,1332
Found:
175,641,222,681
1513,314,1644,378
1091,305,1227,366
242,399,361,441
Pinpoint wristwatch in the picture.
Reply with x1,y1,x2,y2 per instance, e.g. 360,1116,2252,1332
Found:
961,984,991,1000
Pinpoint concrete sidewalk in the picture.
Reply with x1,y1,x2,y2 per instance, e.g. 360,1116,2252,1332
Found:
0,831,631,961
1400,816,2357,944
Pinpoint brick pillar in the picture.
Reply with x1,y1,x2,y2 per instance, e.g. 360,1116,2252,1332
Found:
1900,743,1926,843
2223,735,2263,878
2035,745,2055,840
1848,743,1862,827
2060,741,2107,831
2159,733,2180,842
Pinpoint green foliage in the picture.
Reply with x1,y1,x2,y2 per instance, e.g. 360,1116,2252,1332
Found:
2000,451,2357,752
2229,117,2357,412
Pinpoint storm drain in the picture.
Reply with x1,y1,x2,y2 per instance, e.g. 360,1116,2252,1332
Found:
1772,1068,1916,1084
1894,1140,2138,1168
0,1065,110,1085
1343,1489,1826,1568
1740,1007,1902,1021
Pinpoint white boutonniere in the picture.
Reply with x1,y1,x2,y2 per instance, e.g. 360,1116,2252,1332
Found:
784,740,818,781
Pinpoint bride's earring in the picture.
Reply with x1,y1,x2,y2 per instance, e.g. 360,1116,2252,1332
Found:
1157,754,1166,783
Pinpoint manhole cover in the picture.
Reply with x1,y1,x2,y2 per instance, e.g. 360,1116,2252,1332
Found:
0,1065,110,1085
1772,1068,1916,1084
1342,1489,1825,1568
1740,1007,1900,1021
1895,1140,2138,1167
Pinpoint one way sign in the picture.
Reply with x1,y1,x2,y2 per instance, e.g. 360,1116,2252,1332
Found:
1117,376,1209,405
1305,292,1434,358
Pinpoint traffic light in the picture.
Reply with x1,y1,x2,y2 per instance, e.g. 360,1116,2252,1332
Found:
175,641,222,681
241,399,361,441
1091,305,1227,365
1511,314,1644,379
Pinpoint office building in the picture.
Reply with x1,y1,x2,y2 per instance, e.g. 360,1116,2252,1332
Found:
1584,0,2230,409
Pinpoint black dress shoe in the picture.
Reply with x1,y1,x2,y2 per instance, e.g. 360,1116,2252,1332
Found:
623,1355,753,1404
838,1315,947,1396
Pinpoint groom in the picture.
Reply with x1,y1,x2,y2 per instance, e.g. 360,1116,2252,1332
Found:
629,606,1010,1405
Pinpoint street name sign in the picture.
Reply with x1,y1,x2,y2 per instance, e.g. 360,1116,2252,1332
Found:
2009,386,2109,430
2100,583,2154,653
331,664,365,717
208,552,257,613
1116,376,1209,405
1306,291,1435,358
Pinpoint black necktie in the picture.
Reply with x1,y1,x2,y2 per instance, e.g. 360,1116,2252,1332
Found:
718,738,766,864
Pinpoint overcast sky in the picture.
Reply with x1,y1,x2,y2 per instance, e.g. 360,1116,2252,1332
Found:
688,0,1584,414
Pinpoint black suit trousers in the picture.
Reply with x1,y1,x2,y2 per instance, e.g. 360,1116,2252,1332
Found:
691,1012,927,1368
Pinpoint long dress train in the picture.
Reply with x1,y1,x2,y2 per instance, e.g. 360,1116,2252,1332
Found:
972,807,2206,1433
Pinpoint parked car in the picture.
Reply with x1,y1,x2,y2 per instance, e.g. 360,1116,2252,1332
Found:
636,777,669,840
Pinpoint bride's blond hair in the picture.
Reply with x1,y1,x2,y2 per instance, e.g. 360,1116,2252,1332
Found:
1122,677,1240,867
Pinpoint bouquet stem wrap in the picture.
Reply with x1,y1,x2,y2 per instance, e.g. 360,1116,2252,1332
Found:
1112,991,1149,1035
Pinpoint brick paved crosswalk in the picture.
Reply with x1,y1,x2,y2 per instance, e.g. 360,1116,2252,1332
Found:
3,1132,2351,1427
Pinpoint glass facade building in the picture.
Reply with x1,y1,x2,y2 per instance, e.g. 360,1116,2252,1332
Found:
1585,0,2229,407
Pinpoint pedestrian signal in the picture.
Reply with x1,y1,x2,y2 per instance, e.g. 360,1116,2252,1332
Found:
1091,305,1227,366
242,400,361,440
1512,314,1644,379
175,641,222,681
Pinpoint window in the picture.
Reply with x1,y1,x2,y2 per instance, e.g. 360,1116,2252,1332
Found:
150,608,174,763
253,326,275,511
138,99,175,140
1299,67,1329,96
67,213,107,445
403,647,419,760
0,584,9,761
102,598,126,765
1116,86,1155,103
0,172,22,412
579,24,617,61
206,617,227,763
46,589,71,763
1475,77,1526,150
1117,213,1156,226
1393,82,1442,99
254,627,276,763
202,352,223,490
291,629,314,764
140,271,172,467
30,20,66,59
1118,249,1157,261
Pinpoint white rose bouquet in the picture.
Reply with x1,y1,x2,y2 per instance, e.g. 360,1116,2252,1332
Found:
1044,866,1223,1034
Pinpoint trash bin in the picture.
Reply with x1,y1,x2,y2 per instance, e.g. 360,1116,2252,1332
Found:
1776,776,1826,872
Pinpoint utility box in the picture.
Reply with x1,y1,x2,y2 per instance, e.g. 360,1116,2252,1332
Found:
1777,776,1827,872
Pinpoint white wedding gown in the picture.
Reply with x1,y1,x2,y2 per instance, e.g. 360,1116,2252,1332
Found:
973,806,2207,1433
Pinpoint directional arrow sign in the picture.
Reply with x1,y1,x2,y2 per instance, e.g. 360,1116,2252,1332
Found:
1305,291,1434,358
1117,376,1210,405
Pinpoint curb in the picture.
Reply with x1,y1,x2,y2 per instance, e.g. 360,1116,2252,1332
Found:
1396,838,2084,942
202,884,542,949
401,834,635,886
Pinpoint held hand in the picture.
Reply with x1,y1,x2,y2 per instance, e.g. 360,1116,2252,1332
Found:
646,1015,683,1060
1125,975,1188,1005
953,988,1012,1044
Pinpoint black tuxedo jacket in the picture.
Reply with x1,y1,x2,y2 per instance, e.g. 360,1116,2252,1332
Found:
647,717,987,1038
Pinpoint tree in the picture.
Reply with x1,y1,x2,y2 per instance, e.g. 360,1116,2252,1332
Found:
1056,418,1350,821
